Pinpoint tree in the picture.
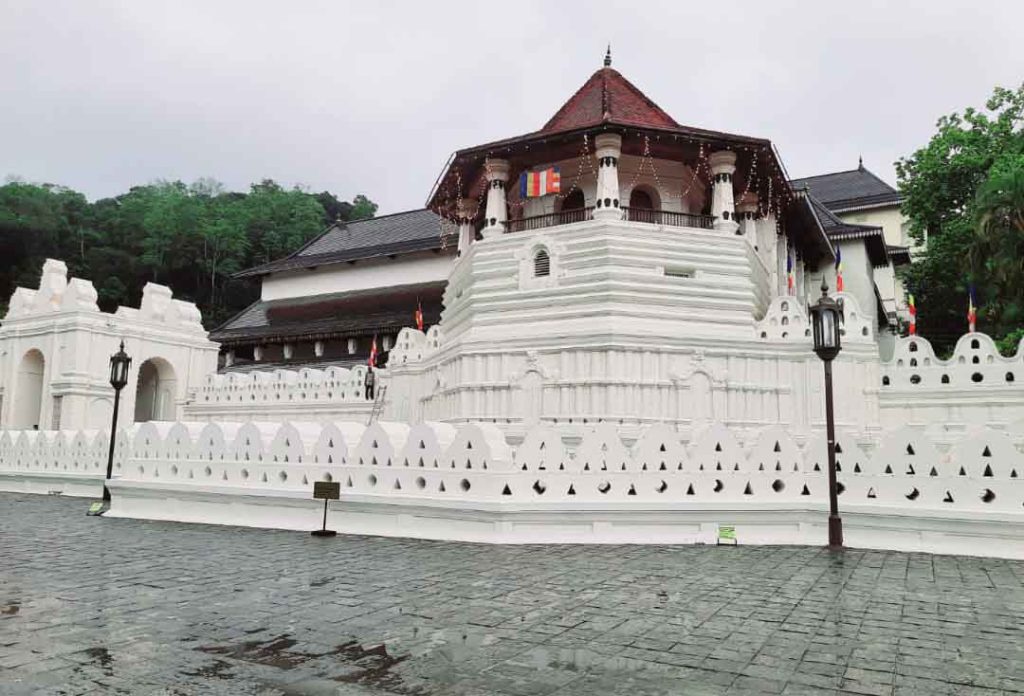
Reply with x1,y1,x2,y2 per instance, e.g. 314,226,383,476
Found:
969,164,1024,336
896,84,1024,354
315,191,353,226
349,194,378,220
0,176,364,329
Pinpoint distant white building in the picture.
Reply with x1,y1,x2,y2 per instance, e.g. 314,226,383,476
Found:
792,161,913,324
0,259,219,430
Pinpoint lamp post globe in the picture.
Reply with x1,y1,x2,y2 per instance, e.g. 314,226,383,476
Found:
810,283,842,362
102,341,132,503
810,281,844,549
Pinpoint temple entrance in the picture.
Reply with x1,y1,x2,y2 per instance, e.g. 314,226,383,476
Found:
134,357,177,422
13,349,45,429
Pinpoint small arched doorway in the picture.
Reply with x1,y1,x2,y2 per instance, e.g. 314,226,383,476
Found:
134,357,178,422
559,189,586,223
13,349,45,429
628,186,660,223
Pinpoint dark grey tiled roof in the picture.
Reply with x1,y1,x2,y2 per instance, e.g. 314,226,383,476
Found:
806,193,890,268
791,166,902,212
235,209,452,278
210,280,446,345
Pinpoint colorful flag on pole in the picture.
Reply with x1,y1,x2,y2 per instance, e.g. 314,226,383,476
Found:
415,299,424,332
519,167,561,198
835,247,844,293
368,334,378,367
908,294,917,336
786,249,795,295
968,285,977,333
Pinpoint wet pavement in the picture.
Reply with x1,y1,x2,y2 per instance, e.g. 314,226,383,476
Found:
1,493,1023,696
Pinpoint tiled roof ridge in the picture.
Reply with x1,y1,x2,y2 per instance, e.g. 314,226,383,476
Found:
541,67,679,134
791,166,899,195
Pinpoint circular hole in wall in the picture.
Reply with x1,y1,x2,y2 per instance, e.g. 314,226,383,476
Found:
772,479,785,492
415,476,426,490
368,474,377,487
460,479,471,492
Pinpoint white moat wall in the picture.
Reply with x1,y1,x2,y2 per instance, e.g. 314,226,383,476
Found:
2,419,1023,558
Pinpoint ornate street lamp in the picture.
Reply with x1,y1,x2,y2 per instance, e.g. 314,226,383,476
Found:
89,341,131,515
809,281,844,549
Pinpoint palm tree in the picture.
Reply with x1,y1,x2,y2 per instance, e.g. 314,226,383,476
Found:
970,167,1024,339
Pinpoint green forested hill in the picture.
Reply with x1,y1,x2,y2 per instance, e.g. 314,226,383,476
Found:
0,179,376,328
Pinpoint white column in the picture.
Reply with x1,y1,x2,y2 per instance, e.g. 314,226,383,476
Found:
593,134,623,221
737,192,759,248
224,350,235,367
457,197,475,256
314,341,324,358
283,343,294,360
757,214,779,294
347,338,357,355
253,345,264,362
481,159,510,239
709,150,738,234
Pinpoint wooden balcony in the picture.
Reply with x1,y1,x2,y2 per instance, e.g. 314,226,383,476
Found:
503,207,714,234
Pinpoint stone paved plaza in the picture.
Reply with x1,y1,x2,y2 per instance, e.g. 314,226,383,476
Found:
1,493,1023,695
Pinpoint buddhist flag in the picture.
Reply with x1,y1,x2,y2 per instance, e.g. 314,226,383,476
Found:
908,294,917,336
786,249,795,295
968,285,977,333
415,299,424,332
835,247,844,293
519,167,561,198
368,334,378,367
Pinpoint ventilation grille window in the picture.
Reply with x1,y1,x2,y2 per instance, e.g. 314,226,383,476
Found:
534,249,551,277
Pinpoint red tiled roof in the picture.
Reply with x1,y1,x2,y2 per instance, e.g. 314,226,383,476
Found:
541,67,679,134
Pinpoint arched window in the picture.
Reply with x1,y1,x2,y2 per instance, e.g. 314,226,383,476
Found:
534,248,550,277
560,189,585,211
629,189,654,210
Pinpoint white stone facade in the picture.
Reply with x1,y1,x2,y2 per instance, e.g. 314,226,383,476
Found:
383,216,886,441
0,259,219,431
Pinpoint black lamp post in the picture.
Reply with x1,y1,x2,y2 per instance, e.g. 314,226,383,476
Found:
809,281,844,549
103,341,132,503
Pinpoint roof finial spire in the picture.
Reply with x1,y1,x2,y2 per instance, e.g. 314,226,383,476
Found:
604,44,612,67
858,155,864,170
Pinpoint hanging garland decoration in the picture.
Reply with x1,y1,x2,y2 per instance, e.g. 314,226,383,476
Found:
553,133,596,200
429,128,799,244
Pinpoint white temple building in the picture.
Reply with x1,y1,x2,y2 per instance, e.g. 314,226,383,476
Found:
1,54,1022,556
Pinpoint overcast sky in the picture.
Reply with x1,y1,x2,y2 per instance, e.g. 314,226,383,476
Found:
2,1,1022,212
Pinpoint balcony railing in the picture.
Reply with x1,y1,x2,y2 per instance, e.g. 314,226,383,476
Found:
623,207,714,229
503,206,714,234
506,207,594,233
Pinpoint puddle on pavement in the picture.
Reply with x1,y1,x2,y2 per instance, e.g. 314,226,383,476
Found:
183,658,235,680
197,633,425,694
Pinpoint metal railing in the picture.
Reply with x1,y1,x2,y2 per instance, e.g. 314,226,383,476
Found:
623,207,714,229
503,206,714,234
506,207,594,233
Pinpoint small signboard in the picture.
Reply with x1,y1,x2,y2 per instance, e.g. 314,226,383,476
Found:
311,481,340,537
717,525,737,546
313,481,341,500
